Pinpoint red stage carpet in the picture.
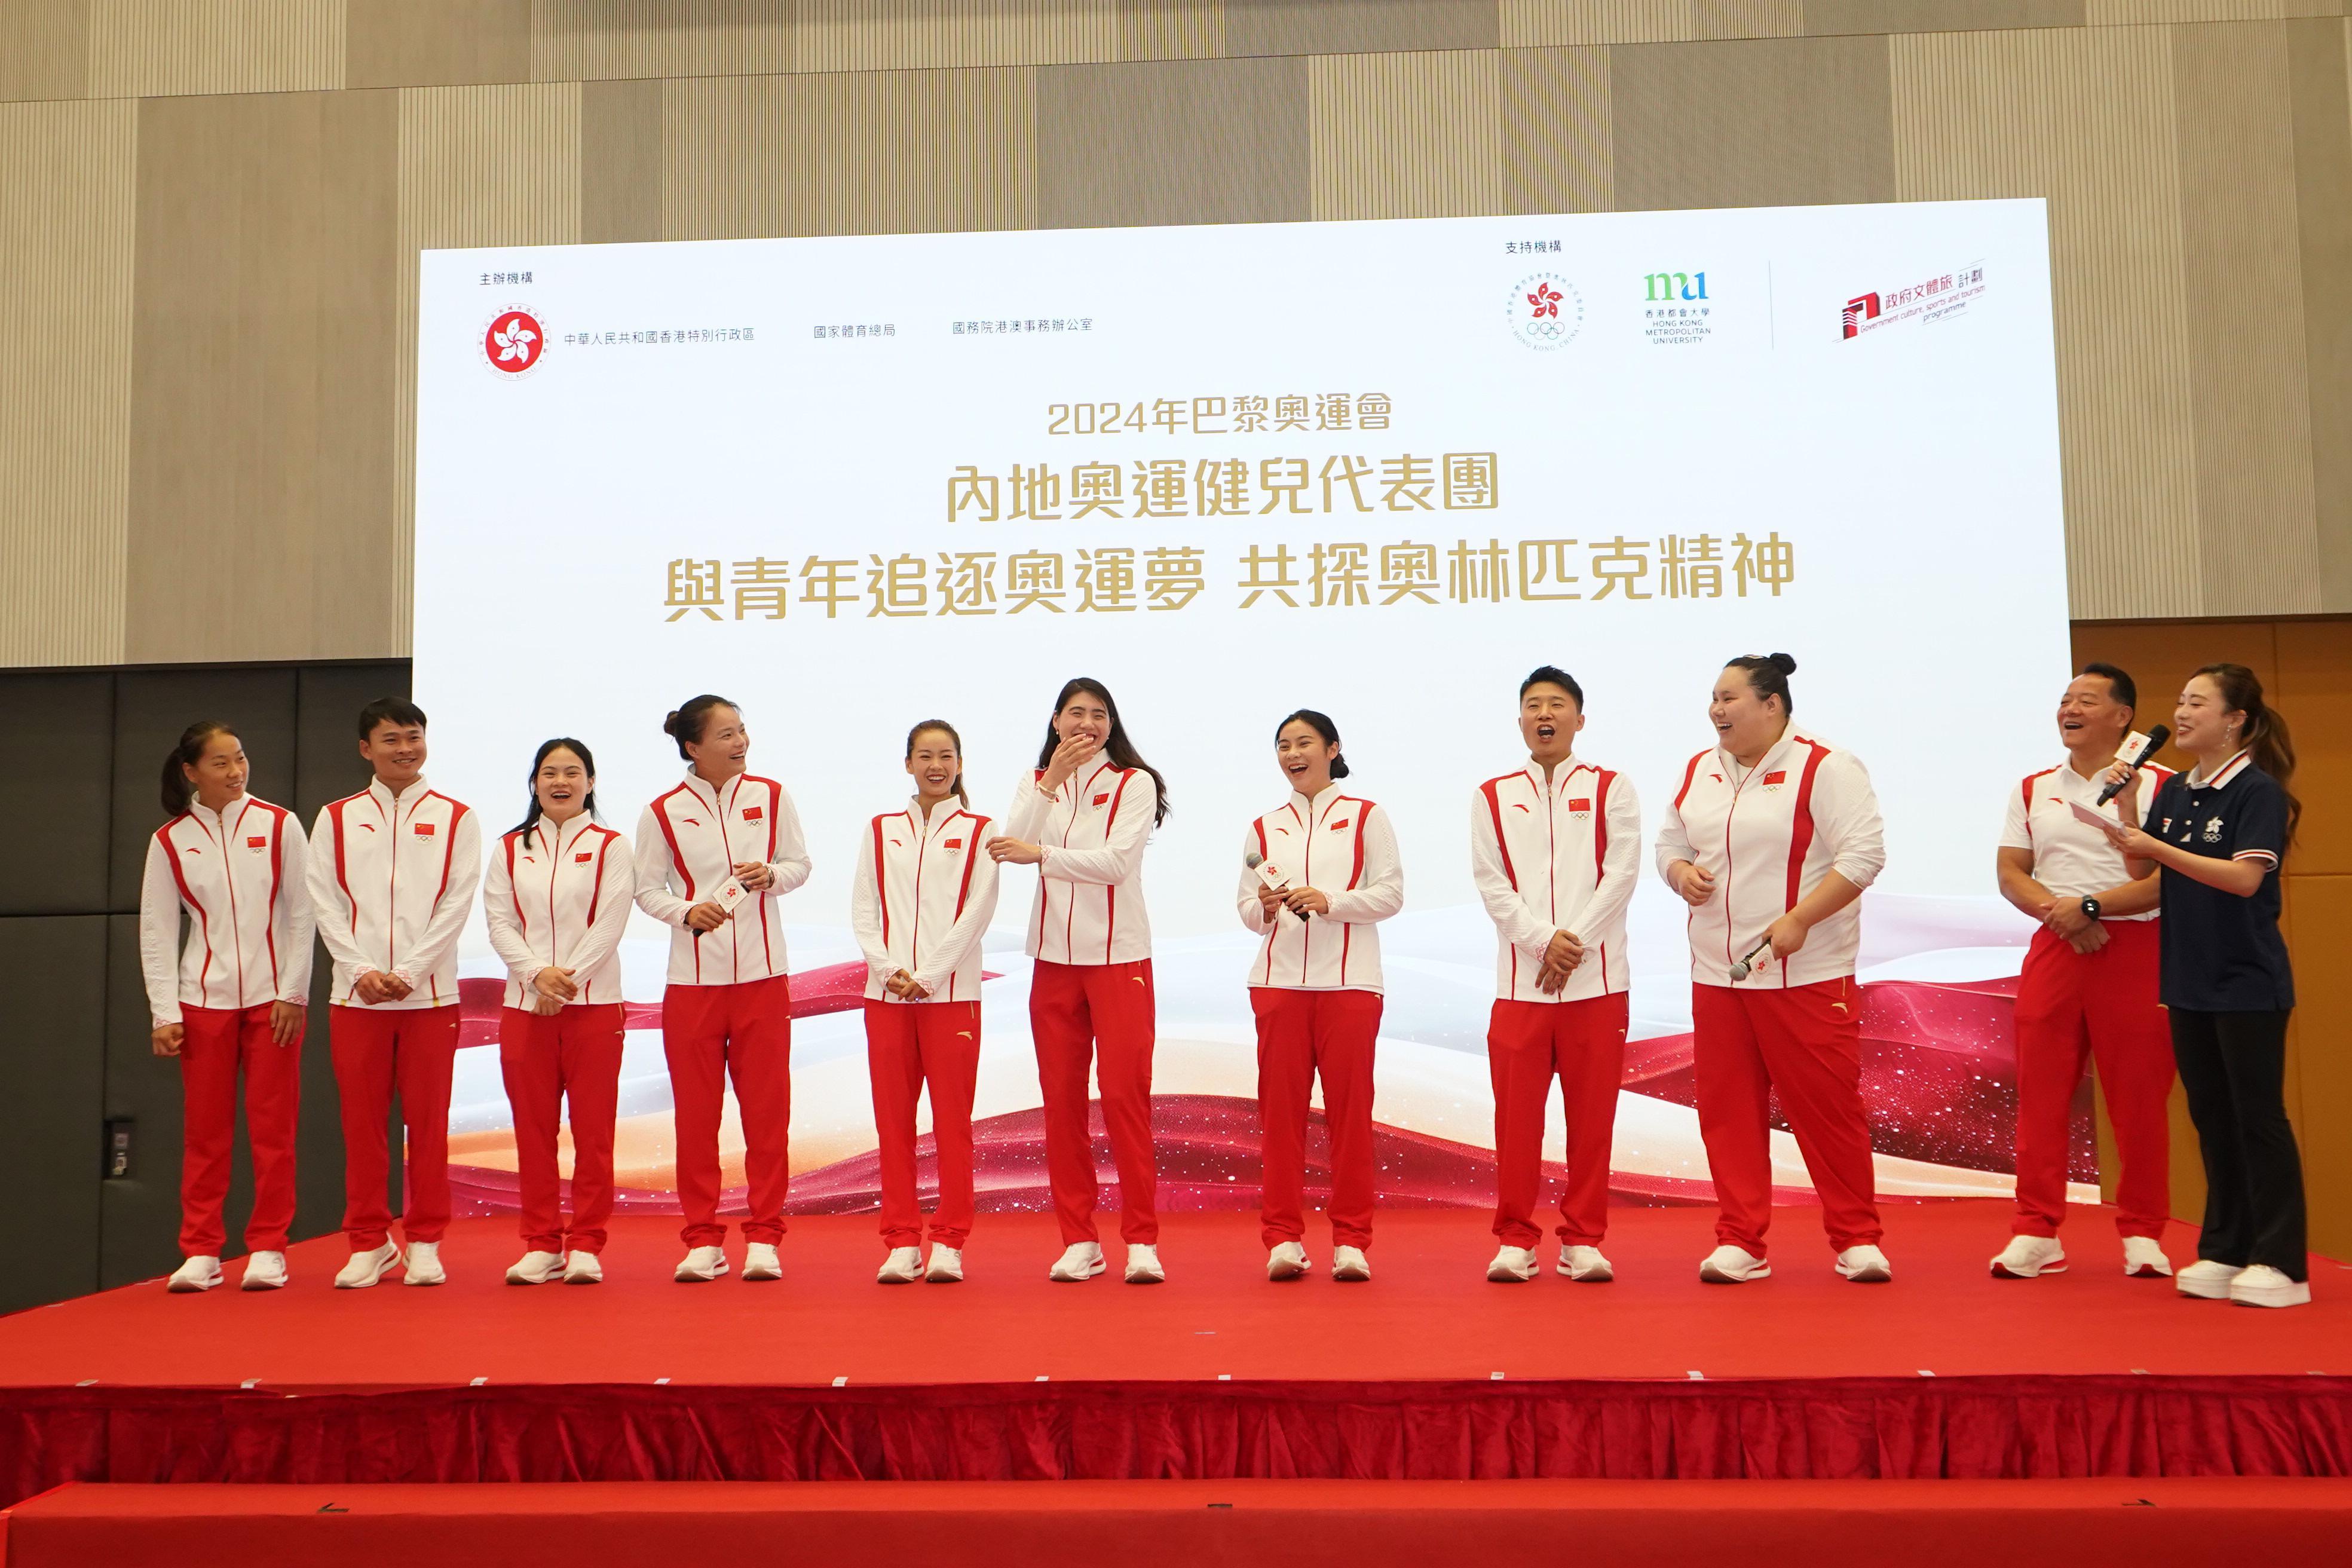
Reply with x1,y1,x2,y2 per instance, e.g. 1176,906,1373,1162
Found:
1,1202,2345,1505
9,1479,2352,1567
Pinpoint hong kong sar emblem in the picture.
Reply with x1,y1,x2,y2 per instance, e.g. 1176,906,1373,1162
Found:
1507,272,1582,351
482,306,546,378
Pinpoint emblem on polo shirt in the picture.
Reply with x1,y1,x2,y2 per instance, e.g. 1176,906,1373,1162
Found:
1762,770,1787,792
2204,817,2223,842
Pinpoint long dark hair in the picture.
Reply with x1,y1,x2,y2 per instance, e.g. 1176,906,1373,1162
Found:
1034,677,1170,825
2194,663,2299,846
906,719,969,806
663,694,737,760
1275,709,1350,780
509,737,599,840
160,721,238,817
1725,651,1797,714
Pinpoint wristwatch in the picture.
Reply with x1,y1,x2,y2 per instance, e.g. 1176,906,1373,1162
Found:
2079,896,2101,921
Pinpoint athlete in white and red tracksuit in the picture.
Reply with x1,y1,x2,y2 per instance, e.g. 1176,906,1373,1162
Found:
307,698,482,1290
633,695,811,1283
140,722,313,1294
1990,664,2175,1281
1470,667,1642,1284
988,678,1169,1284
482,739,634,1287
850,721,1000,1285
1238,709,1402,1284
1656,654,1891,1284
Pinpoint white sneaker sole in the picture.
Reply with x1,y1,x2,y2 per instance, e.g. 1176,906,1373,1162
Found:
924,1267,963,1284
505,1269,561,1286
1331,1262,1371,1283
403,1269,445,1287
1836,1261,1892,1283
1486,1263,1537,1283
334,1250,400,1290
2176,1273,2236,1300
167,1274,222,1294
240,1272,286,1292
564,1269,602,1285
1990,1258,2065,1279
1557,1260,1613,1282
1124,1267,1165,1285
1049,1258,1107,1282
674,1263,731,1283
1699,1261,1771,1284
2231,1284,2311,1309
1267,1255,1308,1282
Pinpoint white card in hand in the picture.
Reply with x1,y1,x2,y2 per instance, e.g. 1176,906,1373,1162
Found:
2068,801,2126,837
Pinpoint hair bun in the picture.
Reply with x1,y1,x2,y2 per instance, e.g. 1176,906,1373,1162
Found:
1769,653,1797,675
661,709,681,736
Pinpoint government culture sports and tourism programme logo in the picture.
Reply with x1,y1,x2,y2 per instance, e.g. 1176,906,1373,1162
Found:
1839,262,1986,341
1506,272,1583,351
482,306,546,378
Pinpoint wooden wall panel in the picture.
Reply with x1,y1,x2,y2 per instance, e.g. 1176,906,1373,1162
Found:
1227,0,1500,56
528,1,794,82
0,100,133,669
0,0,90,103
1893,27,2203,622
1499,45,1614,212
1117,0,1225,61
2284,871,2352,1257
1806,0,2083,33
664,69,1034,241
123,91,400,664
1501,2,1803,48
347,0,533,90
88,0,344,99
581,76,663,243
790,0,1118,72
1609,35,1895,210
2090,1,2346,23
1310,49,1502,220
2287,17,2352,611
2173,23,2323,617
391,83,581,652
1037,56,1308,228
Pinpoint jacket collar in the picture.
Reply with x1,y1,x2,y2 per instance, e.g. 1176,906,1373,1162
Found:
1520,756,1588,794
368,775,430,813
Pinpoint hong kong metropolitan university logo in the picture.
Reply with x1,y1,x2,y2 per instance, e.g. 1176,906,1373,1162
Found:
483,306,546,377
1506,272,1583,351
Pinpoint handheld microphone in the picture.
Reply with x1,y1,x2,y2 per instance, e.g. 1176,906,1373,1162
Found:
1729,935,1772,983
2095,725,2170,806
1245,851,1313,921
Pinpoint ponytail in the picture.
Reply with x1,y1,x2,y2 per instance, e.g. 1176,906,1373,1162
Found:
906,719,969,806
2195,663,2299,847
160,721,237,817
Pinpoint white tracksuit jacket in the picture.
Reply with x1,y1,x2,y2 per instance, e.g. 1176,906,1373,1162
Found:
482,814,635,1010
632,768,811,987
308,777,482,1009
1469,759,1642,1004
1005,760,1157,967
849,798,1002,1003
1236,787,1404,992
139,795,314,1025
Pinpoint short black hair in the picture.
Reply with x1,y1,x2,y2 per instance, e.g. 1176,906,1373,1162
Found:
356,696,427,740
1520,665,1584,706
2078,661,2137,715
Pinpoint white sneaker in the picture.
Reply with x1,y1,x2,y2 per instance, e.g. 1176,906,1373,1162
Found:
1557,1245,1613,1282
1486,1245,1538,1282
1266,1241,1309,1281
2123,1236,2174,1278
1698,1244,1771,1284
1331,1245,1371,1282
402,1240,445,1287
877,1245,922,1284
168,1255,223,1293
505,1250,565,1285
925,1245,964,1283
1835,1244,1892,1283
743,1242,782,1282
334,1242,400,1290
1049,1242,1105,1282
2228,1264,2311,1309
240,1251,287,1291
564,1252,603,1285
1124,1242,1165,1284
674,1245,729,1282
1990,1235,2066,1279
2175,1258,2241,1300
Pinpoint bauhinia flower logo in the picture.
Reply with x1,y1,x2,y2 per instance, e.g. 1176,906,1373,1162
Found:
482,308,546,376
1505,273,1582,351
1527,283,1562,320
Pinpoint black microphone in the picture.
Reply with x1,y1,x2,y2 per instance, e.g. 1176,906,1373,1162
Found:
2096,725,2170,806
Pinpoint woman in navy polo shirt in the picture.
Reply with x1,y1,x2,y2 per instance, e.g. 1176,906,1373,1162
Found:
2108,663,2306,1309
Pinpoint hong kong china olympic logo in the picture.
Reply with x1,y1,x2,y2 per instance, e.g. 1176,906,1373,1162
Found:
1506,272,1583,351
482,307,546,378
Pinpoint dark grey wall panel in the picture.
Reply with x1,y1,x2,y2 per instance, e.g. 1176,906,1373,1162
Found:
107,667,299,911
99,910,204,1287
295,662,409,820
0,915,106,1315
0,673,114,917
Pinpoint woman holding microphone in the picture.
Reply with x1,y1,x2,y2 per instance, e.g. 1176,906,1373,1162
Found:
141,722,312,1293
851,721,1000,1284
634,694,811,1285
1238,710,1402,1282
988,678,1170,1284
1656,654,1892,1285
2104,664,2308,1308
483,739,633,1286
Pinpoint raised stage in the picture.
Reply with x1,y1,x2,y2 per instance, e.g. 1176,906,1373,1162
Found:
1,1199,2347,1514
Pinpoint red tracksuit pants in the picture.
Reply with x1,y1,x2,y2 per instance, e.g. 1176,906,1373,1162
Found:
1252,986,1382,1250
1694,978,1882,1255
499,1002,626,1255
1489,991,1628,1248
865,998,981,1248
2012,921,2173,1240
664,974,792,1248
330,1003,460,1250
1031,958,1157,1247
177,1003,301,1257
